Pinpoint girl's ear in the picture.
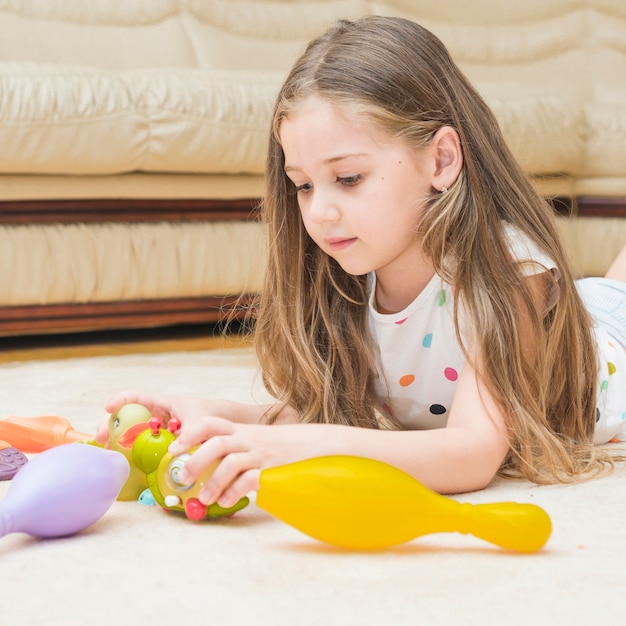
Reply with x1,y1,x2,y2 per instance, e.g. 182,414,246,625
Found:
430,126,463,192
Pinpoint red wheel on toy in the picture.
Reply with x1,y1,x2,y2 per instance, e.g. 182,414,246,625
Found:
185,498,207,521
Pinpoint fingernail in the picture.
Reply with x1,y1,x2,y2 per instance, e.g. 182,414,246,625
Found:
177,468,189,484
168,441,182,454
199,489,215,505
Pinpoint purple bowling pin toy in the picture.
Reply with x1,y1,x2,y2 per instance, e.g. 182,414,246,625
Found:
0,444,129,539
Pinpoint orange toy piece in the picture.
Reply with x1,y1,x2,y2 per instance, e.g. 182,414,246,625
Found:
0,416,93,453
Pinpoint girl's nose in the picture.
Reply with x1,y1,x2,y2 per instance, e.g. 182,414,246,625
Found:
307,191,341,224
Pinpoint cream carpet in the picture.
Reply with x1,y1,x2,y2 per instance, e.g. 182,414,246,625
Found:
1,347,625,626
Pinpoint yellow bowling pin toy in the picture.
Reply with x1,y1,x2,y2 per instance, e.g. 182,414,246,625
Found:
256,455,551,552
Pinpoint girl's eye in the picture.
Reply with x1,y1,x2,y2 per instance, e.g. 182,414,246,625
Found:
293,182,312,193
336,174,362,186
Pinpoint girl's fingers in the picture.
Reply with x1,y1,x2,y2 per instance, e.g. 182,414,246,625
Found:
168,419,260,505
216,468,261,509
94,420,110,444
197,451,261,506
105,392,145,413
169,415,234,456
172,424,240,483
105,392,173,421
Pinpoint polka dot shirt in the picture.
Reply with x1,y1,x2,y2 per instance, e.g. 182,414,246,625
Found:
368,272,464,430
367,225,626,440
592,326,626,443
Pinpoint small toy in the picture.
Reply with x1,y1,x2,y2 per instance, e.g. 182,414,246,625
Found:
103,403,154,501
132,417,249,520
256,455,552,552
0,415,92,452
0,440,28,480
138,489,157,506
0,444,129,539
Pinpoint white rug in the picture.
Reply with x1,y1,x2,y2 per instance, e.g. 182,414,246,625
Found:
1,347,625,626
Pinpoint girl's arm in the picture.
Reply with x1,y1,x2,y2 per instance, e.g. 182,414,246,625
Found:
171,273,550,506
169,360,510,507
95,392,298,444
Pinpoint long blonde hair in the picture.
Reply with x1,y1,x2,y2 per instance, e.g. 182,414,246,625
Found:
254,16,611,483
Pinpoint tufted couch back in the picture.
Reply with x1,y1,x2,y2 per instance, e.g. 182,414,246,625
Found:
0,0,624,199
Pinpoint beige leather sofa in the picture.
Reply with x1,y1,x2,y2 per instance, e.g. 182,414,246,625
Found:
0,0,624,335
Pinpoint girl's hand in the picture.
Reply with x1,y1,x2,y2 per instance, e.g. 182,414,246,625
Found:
105,391,198,426
96,391,235,445
94,392,189,445
168,418,330,509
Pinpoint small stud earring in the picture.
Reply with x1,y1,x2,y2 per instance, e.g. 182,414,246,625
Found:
440,186,448,193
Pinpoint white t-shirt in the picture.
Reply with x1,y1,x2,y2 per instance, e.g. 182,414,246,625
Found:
368,272,463,429
367,224,626,443
592,325,626,443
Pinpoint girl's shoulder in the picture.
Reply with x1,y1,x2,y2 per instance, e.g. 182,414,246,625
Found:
502,222,558,276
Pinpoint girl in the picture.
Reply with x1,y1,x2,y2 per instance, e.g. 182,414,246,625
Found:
99,16,626,507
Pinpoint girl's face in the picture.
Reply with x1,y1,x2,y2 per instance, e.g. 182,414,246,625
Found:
280,96,435,295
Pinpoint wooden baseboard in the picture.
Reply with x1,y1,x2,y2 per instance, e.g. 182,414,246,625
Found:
0,296,255,336
0,197,262,224
550,196,626,218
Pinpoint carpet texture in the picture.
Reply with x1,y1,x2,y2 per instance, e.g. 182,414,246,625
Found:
1,347,625,625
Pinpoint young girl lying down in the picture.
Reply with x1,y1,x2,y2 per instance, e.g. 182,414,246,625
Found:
98,16,626,507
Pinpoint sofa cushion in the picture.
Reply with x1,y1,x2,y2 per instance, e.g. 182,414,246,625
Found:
0,220,267,305
0,64,283,175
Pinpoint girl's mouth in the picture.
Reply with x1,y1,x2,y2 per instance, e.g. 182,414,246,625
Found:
326,237,357,252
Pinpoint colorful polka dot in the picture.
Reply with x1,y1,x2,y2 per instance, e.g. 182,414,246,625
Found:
395,317,408,325
430,404,447,415
596,408,601,423
399,374,415,387
621,412,626,421
444,367,458,382
601,380,609,392
608,362,616,376
422,333,433,348
437,290,446,307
